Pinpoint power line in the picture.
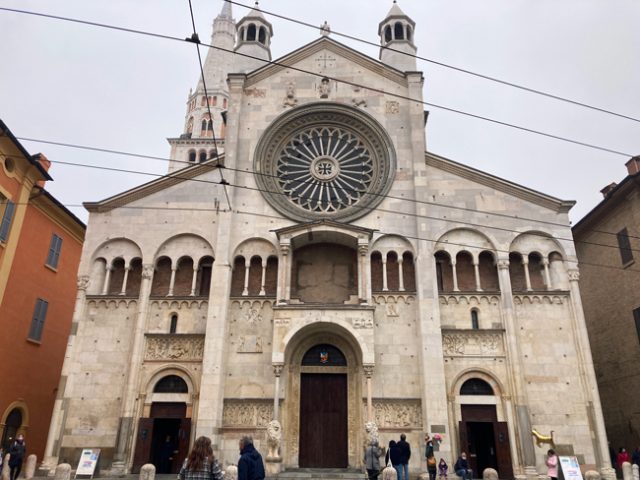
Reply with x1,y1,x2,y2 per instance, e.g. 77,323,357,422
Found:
225,0,640,125
24,152,640,258
0,6,635,158
186,0,231,209
17,135,640,242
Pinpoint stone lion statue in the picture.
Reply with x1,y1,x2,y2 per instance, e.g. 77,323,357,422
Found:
482,468,498,480
364,421,379,445
225,464,238,480
266,420,282,460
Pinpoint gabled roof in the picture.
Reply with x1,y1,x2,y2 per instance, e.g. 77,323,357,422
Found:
244,36,408,88
83,156,224,213
0,118,53,180
425,151,575,213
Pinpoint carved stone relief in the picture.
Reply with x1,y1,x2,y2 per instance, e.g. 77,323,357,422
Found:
244,88,267,98
237,335,263,353
223,400,273,427
145,334,205,361
441,331,504,357
352,316,374,329
385,101,400,114
367,399,422,428
283,82,297,108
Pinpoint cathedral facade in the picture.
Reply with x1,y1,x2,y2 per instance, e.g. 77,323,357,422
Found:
43,3,613,478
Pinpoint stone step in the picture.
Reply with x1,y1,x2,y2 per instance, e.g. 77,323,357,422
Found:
273,468,367,480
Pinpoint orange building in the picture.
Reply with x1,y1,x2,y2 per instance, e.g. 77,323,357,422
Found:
0,119,85,461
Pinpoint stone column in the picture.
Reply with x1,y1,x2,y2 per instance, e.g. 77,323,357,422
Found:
522,258,532,291
542,259,552,290
277,241,291,304
113,264,155,472
101,265,112,295
451,259,459,292
242,258,250,296
120,266,131,295
42,275,91,472
168,266,177,296
190,266,198,296
496,259,536,474
567,268,616,480
473,260,482,291
382,256,388,292
259,259,267,296
364,364,374,422
273,364,283,421
398,257,405,292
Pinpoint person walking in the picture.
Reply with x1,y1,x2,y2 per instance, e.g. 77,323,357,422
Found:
427,454,437,480
617,447,630,471
396,434,411,480
178,436,223,480
364,440,384,480
454,452,472,480
546,449,558,480
385,440,401,479
8,434,26,480
632,446,640,467
238,436,265,480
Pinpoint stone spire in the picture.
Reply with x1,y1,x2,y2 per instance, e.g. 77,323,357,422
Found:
378,1,417,71
167,1,236,173
233,1,274,73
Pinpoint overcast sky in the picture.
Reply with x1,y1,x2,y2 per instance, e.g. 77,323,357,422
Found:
1,0,638,224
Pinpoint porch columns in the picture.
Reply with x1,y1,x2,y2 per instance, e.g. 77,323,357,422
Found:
364,364,374,422
190,266,198,296
358,240,370,303
277,240,291,304
381,256,388,292
542,259,552,290
451,259,459,292
259,259,267,296
398,257,405,292
473,260,482,291
101,265,112,295
242,258,250,296
522,257,532,291
273,363,284,421
168,266,177,296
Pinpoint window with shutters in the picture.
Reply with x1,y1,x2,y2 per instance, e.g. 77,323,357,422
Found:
28,298,49,342
0,198,15,243
617,228,634,265
46,233,63,269
634,308,640,345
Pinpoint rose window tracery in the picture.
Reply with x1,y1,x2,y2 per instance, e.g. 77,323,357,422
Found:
254,103,396,222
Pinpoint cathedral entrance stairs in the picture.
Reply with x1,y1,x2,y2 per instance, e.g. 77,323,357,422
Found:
271,468,366,480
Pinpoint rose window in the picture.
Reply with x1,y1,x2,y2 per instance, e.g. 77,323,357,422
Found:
276,127,374,214
254,103,396,222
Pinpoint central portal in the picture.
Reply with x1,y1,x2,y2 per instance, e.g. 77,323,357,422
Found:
299,373,348,468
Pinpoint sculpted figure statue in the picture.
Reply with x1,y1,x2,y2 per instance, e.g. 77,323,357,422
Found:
266,420,282,460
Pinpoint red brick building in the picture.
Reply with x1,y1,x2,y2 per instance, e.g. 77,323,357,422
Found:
0,119,85,461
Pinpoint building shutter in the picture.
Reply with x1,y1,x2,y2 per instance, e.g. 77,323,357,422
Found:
46,234,63,268
617,228,634,265
28,298,49,341
0,200,15,242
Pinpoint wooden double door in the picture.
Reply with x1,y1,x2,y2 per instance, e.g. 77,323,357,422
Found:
132,402,191,474
459,405,513,479
299,373,348,468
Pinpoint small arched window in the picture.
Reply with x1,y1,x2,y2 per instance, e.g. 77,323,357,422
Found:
258,26,266,44
223,98,228,109
188,150,196,163
199,150,207,163
200,96,207,106
460,378,494,396
394,22,404,40
154,375,188,393
471,309,479,329
384,25,392,43
170,314,178,334
247,24,257,41
406,26,412,41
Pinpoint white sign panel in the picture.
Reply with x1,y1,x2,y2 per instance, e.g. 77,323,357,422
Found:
559,456,583,480
75,449,100,478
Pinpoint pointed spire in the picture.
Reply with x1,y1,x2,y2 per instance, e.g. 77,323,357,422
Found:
219,0,232,18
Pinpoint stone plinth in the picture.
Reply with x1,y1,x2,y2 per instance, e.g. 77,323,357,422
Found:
381,465,397,480
225,465,238,480
632,465,639,480
139,463,155,480
25,454,37,479
623,462,633,480
584,470,601,480
2,454,10,480
54,463,71,480
482,468,498,480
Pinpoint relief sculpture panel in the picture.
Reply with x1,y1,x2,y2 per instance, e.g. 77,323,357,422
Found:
441,330,504,357
223,400,273,427
145,334,205,360
367,399,422,429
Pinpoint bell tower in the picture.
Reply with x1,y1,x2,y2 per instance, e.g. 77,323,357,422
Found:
378,1,417,72
167,2,235,173
233,2,273,73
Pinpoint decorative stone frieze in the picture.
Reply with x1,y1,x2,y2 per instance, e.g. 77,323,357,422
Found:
144,334,205,361
513,294,568,306
441,329,505,357
367,399,422,429
222,400,274,427
438,294,500,306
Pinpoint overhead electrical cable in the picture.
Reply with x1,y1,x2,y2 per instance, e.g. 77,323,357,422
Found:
0,6,635,158
225,0,640,124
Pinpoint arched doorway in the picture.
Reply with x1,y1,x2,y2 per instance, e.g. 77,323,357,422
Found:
299,344,348,468
132,374,192,474
456,377,513,479
1,408,23,450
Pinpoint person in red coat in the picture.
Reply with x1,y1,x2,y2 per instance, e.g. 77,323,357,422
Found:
617,448,630,470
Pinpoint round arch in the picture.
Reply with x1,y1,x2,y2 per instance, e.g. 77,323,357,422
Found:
450,368,506,398
0,401,30,446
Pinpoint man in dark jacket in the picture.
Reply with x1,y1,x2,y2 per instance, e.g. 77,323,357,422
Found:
8,434,26,480
454,452,473,480
396,434,411,480
238,436,265,480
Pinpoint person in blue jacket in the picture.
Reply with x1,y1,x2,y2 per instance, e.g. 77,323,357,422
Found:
238,436,265,480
